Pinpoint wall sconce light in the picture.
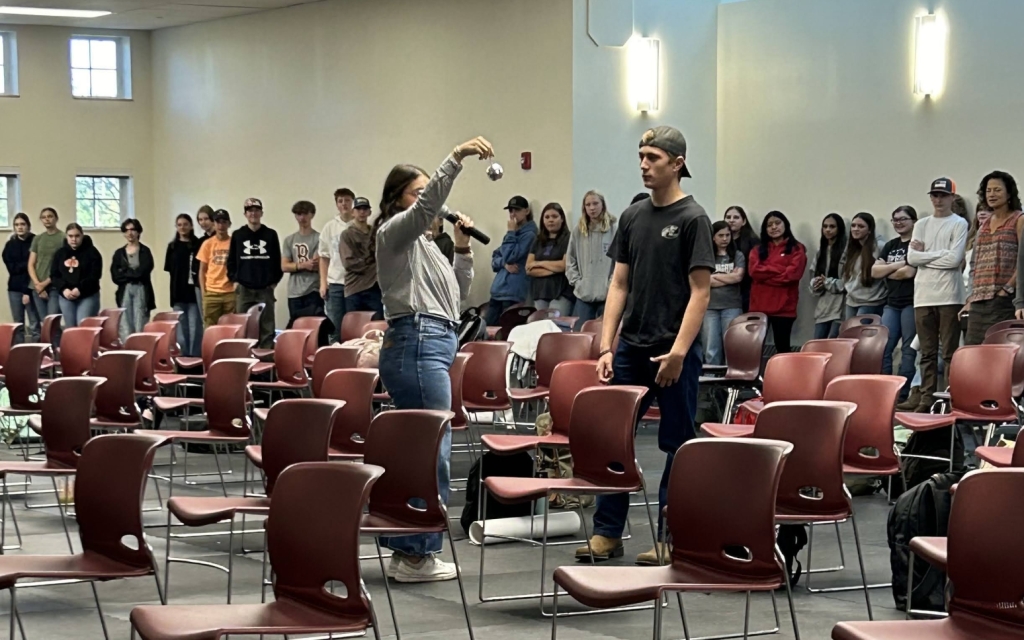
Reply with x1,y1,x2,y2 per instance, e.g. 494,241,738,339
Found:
914,13,947,96
629,36,659,112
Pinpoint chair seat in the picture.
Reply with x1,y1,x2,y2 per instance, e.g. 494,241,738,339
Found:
27,414,42,435
245,445,263,469
254,407,269,423
250,362,275,377
975,446,1014,468
250,378,307,390
698,374,758,386
154,373,188,387
373,392,391,403
908,536,947,572
91,417,141,431
508,386,550,402
0,460,75,477
168,496,271,527
701,364,727,375
174,356,203,369
701,422,754,438
0,407,41,418
832,613,1023,640
554,562,783,610
133,429,248,444
153,397,203,412
252,348,275,359
328,447,362,461
480,432,569,454
484,476,640,505
844,461,901,476
738,399,765,417
776,504,852,523
361,512,443,536
130,600,371,640
895,412,955,431
0,551,151,590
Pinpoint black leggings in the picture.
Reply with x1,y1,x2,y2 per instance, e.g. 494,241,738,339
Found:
768,315,796,354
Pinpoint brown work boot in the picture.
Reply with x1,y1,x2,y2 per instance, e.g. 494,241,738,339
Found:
635,542,671,566
896,387,922,412
574,535,624,562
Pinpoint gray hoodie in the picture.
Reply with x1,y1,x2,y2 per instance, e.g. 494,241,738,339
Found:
565,221,616,303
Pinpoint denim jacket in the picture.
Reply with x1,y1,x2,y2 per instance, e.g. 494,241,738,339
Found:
489,220,537,301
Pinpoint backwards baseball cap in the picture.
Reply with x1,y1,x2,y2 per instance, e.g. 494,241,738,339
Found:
244,197,263,210
213,209,231,223
504,195,530,211
640,126,692,178
928,178,956,195
353,197,371,210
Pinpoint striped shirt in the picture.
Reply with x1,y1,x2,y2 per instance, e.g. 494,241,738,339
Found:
968,211,1022,303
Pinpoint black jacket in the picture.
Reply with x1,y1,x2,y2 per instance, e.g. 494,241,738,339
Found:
2,233,35,294
111,244,157,312
51,235,103,300
165,237,201,306
227,224,282,290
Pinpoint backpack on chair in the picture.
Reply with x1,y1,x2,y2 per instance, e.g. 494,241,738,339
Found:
458,309,488,347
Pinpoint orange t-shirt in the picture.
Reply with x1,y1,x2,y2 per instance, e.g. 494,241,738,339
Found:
197,236,233,294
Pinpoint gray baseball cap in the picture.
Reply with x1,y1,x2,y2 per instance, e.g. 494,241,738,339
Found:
639,126,692,178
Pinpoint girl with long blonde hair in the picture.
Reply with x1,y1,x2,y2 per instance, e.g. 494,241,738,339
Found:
566,190,617,327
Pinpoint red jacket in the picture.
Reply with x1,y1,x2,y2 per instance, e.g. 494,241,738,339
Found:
748,240,807,317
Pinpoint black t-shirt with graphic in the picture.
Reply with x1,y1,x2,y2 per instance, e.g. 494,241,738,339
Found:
880,237,914,308
611,195,715,348
530,233,571,301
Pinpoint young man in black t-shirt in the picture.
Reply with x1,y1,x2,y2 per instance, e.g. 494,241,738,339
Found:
577,126,715,566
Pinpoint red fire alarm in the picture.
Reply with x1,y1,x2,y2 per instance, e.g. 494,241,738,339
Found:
521,152,532,170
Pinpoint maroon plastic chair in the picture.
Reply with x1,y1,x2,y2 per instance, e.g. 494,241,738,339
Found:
551,438,798,640
479,385,650,611
242,302,269,357
360,409,474,639
833,468,1024,640
729,311,768,327
124,332,162,396
320,368,379,461
163,399,344,603
493,304,535,341
156,324,243,386
508,332,594,408
974,426,1024,468
291,316,327,367
896,344,1019,471
310,346,361,398
839,313,882,334
527,308,561,323
1,433,168,638
363,320,388,335
579,319,602,336
130,462,385,640
55,326,102,378
449,352,476,461
460,341,513,421
0,323,20,378
827,375,905,479
143,321,178,373
983,328,1024,399
983,318,1024,340
839,324,889,375
250,329,312,400
0,344,48,419
700,317,769,420
89,350,146,430
339,310,376,343
152,310,183,323
801,338,857,387
40,313,62,348
94,309,124,350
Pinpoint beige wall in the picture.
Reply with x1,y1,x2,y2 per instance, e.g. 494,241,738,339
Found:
151,0,574,318
0,24,153,321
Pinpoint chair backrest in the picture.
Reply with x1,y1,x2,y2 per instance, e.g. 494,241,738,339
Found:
567,386,648,488
839,313,882,333
40,376,105,468
5,344,48,411
217,313,249,335
0,323,21,369
579,320,603,357
825,375,904,473
751,400,857,518
838,324,889,375
761,352,831,403
75,433,167,572
203,358,256,435
211,338,256,361
267,462,384,619
722,318,768,380
800,339,857,387
311,346,361,397
668,437,793,580
949,344,1019,419
123,333,161,394
983,328,1024,397
200,324,247,371
527,308,560,323
1013,427,1024,467
151,310,182,323
729,312,768,328
945,468,1024,628
363,320,388,335
271,329,312,385
449,352,473,429
40,313,62,347
244,303,265,341
142,321,178,372
261,399,343,494
460,341,512,407
92,351,145,423
548,360,601,436
534,333,594,388
496,305,535,340
94,309,123,349
984,318,1024,341
363,410,454,528
59,326,102,377
340,311,376,342
291,316,327,365
80,316,105,329
320,368,379,454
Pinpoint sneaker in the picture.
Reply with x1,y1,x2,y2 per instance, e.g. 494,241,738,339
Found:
385,555,401,579
394,555,458,583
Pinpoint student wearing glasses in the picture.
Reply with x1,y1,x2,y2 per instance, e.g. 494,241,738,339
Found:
873,206,918,403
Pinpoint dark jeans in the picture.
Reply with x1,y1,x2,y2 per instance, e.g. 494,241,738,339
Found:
345,283,384,319
882,304,916,399
813,320,840,340
572,299,604,330
235,285,276,350
286,290,325,328
767,316,796,354
915,304,961,398
964,295,1015,345
325,283,346,343
8,291,40,343
592,340,703,540
843,303,885,321
484,298,519,326
377,313,458,556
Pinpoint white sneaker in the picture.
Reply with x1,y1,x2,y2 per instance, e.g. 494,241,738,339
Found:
394,555,458,583
385,555,401,579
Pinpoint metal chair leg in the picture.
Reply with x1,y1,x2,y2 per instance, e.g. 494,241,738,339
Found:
50,477,74,553
374,539,400,640
445,516,476,640
778,548,801,640
905,550,914,620
89,582,110,640
850,513,874,620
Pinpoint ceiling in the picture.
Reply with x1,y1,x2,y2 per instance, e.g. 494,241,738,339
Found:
0,0,325,30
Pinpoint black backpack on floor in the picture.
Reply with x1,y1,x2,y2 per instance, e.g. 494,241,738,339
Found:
887,470,962,612
461,452,535,535
888,426,964,499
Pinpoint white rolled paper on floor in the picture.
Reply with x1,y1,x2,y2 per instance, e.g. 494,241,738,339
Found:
468,511,582,546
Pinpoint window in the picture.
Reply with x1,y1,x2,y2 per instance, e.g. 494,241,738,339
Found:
0,32,18,96
70,36,131,99
76,175,132,229
0,174,20,227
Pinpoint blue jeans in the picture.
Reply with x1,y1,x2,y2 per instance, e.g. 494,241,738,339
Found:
7,291,40,343
814,320,840,340
345,283,383,319
118,283,150,343
701,308,742,365
843,304,885,320
484,299,518,327
593,340,703,540
882,305,917,399
58,293,100,328
325,283,346,343
174,301,203,357
377,313,458,556
572,299,604,329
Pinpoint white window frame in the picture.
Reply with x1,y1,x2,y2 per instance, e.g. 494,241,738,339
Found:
69,35,132,100
0,170,21,228
0,31,18,97
75,174,133,230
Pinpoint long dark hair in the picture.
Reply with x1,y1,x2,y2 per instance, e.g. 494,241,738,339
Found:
711,220,737,262
814,213,846,278
725,205,758,242
371,164,428,249
12,212,31,233
538,202,568,242
843,212,878,287
174,213,197,243
977,170,1022,213
758,211,799,260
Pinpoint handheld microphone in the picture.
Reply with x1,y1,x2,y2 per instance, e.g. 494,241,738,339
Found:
443,212,491,245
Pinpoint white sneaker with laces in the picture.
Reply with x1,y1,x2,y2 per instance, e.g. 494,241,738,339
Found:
385,555,401,579
394,555,458,583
